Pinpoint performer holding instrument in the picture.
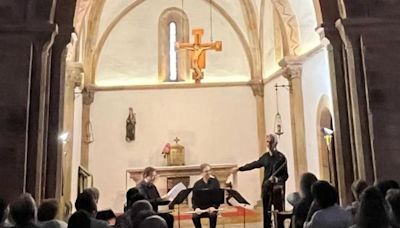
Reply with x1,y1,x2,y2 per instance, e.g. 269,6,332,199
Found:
232,134,288,228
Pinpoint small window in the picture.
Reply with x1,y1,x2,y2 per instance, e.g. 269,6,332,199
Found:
169,22,178,81
158,7,189,82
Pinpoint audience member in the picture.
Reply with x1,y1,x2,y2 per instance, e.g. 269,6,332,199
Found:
138,215,167,228
9,193,38,228
83,188,100,205
352,186,391,228
304,181,352,228
131,210,157,228
68,211,90,228
0,197,7,227
38,199,67,228
347,179,368,217
386,189,400,228
292,172,318,228
75,192,111,228
115,188,146,228
376,180,400,197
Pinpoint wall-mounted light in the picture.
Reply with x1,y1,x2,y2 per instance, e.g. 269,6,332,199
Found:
59,132,69,144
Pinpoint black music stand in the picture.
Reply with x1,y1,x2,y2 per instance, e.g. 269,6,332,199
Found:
168,188,193,228
192,188,225,209
225,189,250,228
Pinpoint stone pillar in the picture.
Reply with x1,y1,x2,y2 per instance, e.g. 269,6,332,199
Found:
81,86,95,168
280,58,307,189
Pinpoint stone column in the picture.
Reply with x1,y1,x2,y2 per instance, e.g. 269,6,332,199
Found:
280,58,307,189
81,86,95,168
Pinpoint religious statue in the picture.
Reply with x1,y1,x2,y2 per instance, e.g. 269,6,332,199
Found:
176,28,222,83
126,107,136,142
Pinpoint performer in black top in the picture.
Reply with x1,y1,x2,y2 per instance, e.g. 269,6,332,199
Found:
136,167,174,228
192,163,220,228
233,134,288,228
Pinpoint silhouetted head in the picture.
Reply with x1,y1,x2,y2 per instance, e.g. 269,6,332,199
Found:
38,199,59,222
125,187,145,211
83,188,100,204
139,215,167,228
351,179,368,201
9,193,37,225
311,181,338,209
300,172,318,198
356,186,390,228
75,192,97,215
68,210,91,228
376,180,399,197
386,189,400,224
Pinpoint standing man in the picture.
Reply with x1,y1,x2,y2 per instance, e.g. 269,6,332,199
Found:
233,134,288,228
192,163,221,228
136,167,174,228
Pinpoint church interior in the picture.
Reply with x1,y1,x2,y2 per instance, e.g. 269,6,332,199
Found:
1,0,400,227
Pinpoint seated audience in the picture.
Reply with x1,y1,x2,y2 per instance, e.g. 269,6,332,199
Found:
304,181,352,228
115,188,145,228
376,180,400,197
346,179,368,218
68,211,91,228
75,192,111,228
131,210,157,228
138,215,167,228
9,193,39,228
292,172,318,228
83,188,100,205
386,189,400,228
38,199,67,228
351,186,391,228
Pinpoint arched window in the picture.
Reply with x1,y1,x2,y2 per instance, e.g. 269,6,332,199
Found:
158,8,189,82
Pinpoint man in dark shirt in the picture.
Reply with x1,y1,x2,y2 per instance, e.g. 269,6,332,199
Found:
192,163,221,228
136,167,174,228
233,134,288,228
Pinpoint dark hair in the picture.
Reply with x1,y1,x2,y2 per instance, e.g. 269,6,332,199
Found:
311,181,338,209
351,179,368,201
68,210,91,228
125,188,145,210
199,163,210,172
143,167,156,178
300,172,318,198
75,192,97,214
131,210,156,228
386,189,400,224
83,188,100,203
355,186,390,228
0,197,7,223
9,193,36,225
38,199,58,222
128,200,153,221
376,180,399,197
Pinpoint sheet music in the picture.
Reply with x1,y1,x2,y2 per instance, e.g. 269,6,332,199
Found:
167,182,186,201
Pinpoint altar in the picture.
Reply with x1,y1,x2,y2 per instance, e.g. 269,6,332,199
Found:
125,164,238,195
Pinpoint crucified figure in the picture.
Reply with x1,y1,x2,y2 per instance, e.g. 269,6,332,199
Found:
176,28,222,83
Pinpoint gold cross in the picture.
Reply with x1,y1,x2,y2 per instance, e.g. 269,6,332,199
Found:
176,28,222,83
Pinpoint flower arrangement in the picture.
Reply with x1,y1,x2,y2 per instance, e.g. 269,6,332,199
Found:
161,143,171,158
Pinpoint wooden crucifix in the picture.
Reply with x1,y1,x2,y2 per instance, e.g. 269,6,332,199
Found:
176,28,222,83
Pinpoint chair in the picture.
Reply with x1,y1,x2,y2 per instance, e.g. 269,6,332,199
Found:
273,210,292,228
139,215,167,228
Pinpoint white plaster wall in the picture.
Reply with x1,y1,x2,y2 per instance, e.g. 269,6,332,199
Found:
288,0,320,53
70,90,83,210
301,47,333,178
96,0,250,86
89,87,261,212
264,77,295,209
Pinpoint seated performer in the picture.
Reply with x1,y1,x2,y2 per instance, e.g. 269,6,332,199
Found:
192,163,221,228
136,167,174,228
233,134,288,228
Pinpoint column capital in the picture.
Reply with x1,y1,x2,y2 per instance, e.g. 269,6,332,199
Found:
279,57,302,81
66,61,84,89
82,85,95,105
249,79,264,97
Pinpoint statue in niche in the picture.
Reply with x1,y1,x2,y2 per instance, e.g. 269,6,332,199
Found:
126,107,136,142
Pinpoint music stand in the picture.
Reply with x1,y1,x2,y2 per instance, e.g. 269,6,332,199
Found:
192,188,225,209
225,189,250,228
168,188,193,228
